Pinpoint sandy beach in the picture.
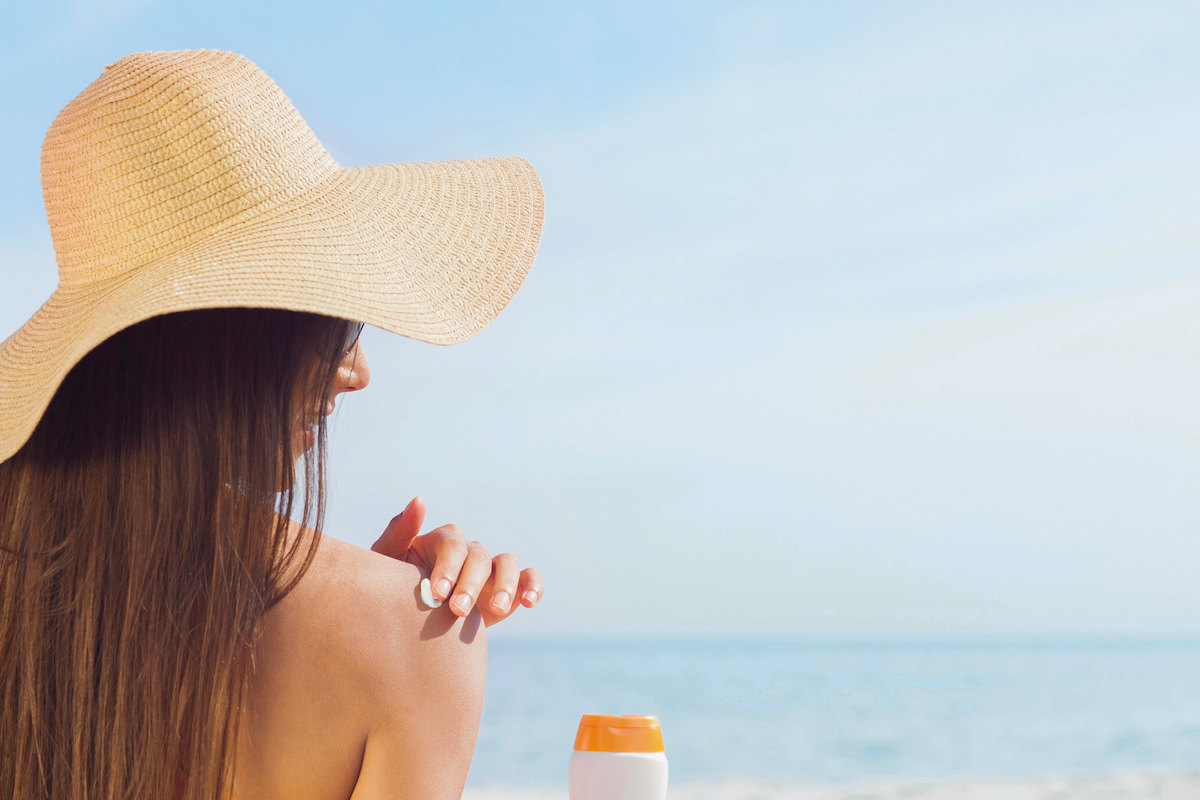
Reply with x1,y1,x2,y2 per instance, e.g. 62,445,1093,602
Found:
464,770,1200,800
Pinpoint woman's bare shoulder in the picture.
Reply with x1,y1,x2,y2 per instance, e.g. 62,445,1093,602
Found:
234,534,486,800
288,534,486,691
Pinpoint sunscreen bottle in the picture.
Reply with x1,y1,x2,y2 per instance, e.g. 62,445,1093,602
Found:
568,714,668,800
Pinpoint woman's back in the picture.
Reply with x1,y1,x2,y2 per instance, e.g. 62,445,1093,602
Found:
0,310,357,798
0,310,490,800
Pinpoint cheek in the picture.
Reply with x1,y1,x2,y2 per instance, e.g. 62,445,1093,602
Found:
288,391,319,454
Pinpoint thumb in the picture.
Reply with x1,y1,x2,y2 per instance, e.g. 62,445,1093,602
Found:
370,496,426,559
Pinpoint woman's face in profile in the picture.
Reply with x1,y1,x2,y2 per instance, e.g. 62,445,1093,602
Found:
295,337,371,456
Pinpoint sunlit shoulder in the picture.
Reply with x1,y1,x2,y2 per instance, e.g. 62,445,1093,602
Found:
233,532,487,800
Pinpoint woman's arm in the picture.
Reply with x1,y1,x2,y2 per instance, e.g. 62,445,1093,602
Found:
346,545,486,800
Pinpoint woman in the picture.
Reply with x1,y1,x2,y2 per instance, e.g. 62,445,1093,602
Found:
0,50,544,799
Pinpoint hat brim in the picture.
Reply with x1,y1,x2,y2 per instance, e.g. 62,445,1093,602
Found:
0,155,544,462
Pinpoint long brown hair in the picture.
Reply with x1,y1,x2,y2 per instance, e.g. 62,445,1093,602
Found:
0,307,351,799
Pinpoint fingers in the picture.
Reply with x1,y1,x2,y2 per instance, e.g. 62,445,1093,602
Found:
425,524,471,601
371,500,543,625
370,497,425,559
486,553,522,617
478,563,543,627
443,539,492,618
517,566,543,609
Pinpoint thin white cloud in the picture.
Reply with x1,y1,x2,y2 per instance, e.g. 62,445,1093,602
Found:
848,277,1200,442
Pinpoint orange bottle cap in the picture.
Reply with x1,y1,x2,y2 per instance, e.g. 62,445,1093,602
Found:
573,714,665,753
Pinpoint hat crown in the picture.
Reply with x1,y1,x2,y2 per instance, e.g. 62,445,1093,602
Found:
41,50,339,288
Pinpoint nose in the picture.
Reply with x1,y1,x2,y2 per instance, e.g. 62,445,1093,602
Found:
335,344,371,394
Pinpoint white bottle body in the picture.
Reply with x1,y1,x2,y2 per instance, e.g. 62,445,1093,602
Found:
568,750,668,800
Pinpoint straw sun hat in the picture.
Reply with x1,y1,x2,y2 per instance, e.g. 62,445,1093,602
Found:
0,49,544,463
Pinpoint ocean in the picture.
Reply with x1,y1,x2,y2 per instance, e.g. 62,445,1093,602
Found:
466,636,1200,791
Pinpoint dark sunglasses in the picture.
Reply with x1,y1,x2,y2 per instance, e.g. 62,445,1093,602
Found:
343,321,365,354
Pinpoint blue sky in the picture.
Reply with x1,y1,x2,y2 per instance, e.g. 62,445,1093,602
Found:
2,1,1200,637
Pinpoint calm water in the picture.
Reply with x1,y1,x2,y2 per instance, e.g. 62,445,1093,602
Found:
469,636,1200,787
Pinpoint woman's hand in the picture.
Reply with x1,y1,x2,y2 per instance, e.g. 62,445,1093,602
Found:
369,497,542,627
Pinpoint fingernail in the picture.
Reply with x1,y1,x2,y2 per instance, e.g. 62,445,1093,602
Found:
492,592,511,613
522,590,539,606
452,593,473,614
435,578,453,599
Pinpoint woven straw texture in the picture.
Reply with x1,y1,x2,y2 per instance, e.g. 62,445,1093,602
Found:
0,50,544,462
